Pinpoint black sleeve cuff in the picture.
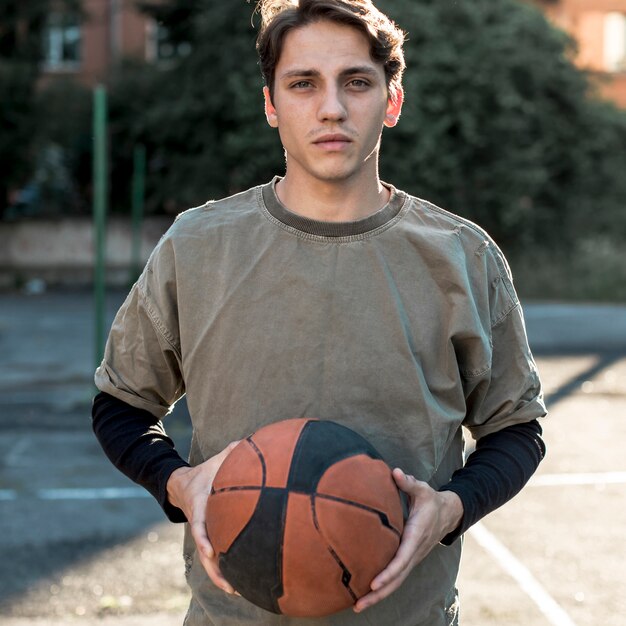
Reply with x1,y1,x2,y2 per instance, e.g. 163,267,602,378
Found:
438,419,546,545
92,391,190,522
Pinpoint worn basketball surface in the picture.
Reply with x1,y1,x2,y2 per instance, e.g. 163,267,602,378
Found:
205,418,405,616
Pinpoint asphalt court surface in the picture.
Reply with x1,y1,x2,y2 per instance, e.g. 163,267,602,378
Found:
0,291,625,625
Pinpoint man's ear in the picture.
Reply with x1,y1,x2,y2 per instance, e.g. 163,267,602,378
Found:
263,86,279,128
384,86,404,128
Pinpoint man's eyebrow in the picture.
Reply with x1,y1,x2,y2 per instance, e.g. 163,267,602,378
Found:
278,66,380,80
339,66,380,78
279,69,321,80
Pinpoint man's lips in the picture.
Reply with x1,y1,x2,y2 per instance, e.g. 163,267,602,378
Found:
312,134,353,150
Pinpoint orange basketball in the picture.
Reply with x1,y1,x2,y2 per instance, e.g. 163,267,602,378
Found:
205,418,405,617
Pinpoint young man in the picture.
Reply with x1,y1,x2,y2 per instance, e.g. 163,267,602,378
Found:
93,1,547,624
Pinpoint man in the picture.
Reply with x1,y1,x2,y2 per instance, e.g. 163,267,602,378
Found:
93,1,547,624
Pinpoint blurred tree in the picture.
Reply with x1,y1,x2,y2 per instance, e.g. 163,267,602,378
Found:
33,78,92,214
109,0,281,214
0,0,81,219
377,0,626,255
0,0,48,218
108,0,626,259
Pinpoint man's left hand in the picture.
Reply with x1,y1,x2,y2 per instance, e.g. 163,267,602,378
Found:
353,468,463,613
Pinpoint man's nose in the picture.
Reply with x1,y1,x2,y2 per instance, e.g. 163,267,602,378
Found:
317,86,347,123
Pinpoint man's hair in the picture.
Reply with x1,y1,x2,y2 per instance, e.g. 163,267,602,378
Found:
256,0,406,101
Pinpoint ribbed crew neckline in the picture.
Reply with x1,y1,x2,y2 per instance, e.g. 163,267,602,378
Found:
261,176,406,238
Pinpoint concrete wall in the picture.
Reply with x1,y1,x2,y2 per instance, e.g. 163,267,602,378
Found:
0,216,173,290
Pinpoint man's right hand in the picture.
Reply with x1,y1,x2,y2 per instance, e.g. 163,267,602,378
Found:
166,441,240,594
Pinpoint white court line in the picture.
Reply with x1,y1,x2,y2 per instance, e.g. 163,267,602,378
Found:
0,487,150,501
1,472,622,502
530,471,626,487
469,522,577,626
38,487,151,500
0,472,622,502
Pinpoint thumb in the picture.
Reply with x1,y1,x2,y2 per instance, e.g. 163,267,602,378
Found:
392,467,411,487
215,440,241,463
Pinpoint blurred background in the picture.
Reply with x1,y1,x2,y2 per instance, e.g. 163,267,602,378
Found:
1,0,626,298
1,1,625,625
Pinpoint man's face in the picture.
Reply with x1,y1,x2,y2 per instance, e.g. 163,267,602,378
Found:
264,20,402,186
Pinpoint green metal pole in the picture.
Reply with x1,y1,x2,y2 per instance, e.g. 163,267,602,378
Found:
93,85,108,371
131,144,146,284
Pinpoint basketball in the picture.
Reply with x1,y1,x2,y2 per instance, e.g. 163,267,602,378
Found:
205,418,405,617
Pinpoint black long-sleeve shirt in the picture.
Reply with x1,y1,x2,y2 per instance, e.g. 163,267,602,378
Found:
92,391,545,541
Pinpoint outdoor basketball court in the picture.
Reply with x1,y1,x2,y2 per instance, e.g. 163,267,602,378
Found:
459,351,626,626
0,293,624,625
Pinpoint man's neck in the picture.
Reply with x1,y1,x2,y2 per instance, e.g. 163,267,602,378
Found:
275,173,390,223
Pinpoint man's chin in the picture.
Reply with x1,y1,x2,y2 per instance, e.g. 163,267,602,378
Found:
309,166,361,184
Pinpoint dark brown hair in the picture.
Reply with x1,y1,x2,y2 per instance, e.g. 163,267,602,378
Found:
256,0,406,100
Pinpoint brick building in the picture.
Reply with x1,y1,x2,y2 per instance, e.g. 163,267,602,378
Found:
41,0,626,106
533,0,626,105
41,0,182,87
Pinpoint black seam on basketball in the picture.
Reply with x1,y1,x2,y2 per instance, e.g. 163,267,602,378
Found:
213,485,263,494
326,544,357,603
213,486,401,535
315,493,402,537
274,490,289,613
310,494,357,603
309,493,320,532
246,436,267,488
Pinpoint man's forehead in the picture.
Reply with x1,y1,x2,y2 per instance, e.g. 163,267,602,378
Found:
276,20,382,78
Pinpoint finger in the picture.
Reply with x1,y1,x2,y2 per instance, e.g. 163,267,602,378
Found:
392,467,425,495
216,440,241,462
354,572,406,613
392,466,409,485
197,547,236,594
190,518,214,558
369,533,417,591
371,496,426,587
190,519,235,594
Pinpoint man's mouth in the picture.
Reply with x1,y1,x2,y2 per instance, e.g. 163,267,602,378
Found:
313,134,353,150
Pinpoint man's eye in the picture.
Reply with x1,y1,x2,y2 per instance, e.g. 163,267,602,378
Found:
291,81,312,89
348,79,370,88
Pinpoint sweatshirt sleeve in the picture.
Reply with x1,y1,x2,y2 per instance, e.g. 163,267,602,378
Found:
438,419,546,544
92,391,190,522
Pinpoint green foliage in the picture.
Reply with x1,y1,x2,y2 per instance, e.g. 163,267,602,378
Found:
376,0,626,254
0,0,50,61
107,0,626,263
512,238,626,302
32,78,93,214
3,0,626,300
0,0,82,217
108,2,282,214
0,61,38,203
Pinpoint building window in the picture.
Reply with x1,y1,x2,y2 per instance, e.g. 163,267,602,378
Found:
146,20,192,64
43,12,81,70
604,12,626,73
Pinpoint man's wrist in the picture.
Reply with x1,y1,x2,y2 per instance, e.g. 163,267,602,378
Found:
438,490,464,537
166,465,192,510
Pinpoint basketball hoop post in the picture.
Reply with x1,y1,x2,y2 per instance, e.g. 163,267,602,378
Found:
93,85,108,371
